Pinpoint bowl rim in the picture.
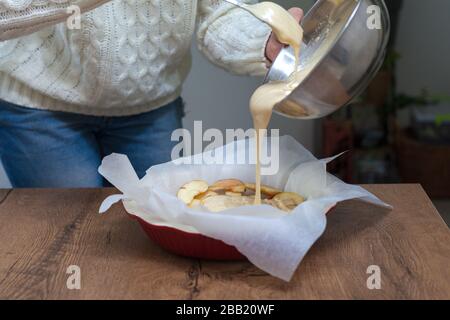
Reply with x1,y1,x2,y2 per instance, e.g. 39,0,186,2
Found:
265,0,362,86
267,0,391,119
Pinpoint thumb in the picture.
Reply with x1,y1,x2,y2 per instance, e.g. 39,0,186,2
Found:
288,7,304,23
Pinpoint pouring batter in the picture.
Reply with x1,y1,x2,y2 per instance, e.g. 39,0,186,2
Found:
241,2,305,204
239,2,303,69
248,1,346,205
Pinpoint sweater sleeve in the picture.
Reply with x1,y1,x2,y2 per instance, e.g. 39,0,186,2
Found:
196,0,272,77
0,0,110,41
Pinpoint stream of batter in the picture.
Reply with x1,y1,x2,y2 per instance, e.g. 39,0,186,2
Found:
241,2,305,205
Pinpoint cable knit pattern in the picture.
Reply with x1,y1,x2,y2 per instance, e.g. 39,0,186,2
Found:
0,0,271,116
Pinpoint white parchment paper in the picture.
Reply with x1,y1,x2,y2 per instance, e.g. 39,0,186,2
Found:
98,136,391,281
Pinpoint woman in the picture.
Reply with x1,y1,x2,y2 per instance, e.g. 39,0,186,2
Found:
0,0,302,187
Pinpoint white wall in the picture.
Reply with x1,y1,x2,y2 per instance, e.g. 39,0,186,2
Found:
395,0,450,96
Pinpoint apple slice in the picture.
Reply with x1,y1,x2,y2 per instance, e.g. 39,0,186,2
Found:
202,195,254,212
225,191,242,197
177,180,209,205
245,183,282,198
195,190,219,201
202,195,233,212
209,179,246,193
189,199,202,208
272,192,305,211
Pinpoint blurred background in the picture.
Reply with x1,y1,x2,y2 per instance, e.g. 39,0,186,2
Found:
0,0,449,224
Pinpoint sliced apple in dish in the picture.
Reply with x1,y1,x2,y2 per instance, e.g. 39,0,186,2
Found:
195,190,219,201
177,180,209,205
202,195,254,212
209,179,246,193
176,178,305,213
272,192,305,211
244,183,282,198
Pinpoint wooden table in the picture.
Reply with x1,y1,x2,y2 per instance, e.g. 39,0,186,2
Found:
0,185,449,300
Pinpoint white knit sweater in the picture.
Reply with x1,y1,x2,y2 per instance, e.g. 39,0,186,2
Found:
0,0,271,116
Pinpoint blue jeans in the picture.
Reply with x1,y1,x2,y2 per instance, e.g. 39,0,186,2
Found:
0,98,184,188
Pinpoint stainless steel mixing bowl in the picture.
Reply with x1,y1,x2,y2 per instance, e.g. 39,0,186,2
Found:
265,0,391,119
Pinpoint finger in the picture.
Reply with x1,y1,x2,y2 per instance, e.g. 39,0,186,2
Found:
288,7,304,22
266,34,283,62
266,7,304,62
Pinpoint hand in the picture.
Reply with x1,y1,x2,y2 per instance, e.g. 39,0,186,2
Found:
265,7,304,63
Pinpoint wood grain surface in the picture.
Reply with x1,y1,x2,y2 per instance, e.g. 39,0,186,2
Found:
0,185,448,300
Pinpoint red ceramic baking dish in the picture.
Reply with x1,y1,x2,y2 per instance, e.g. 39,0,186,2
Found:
123,200,335,261
134,216,246,260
